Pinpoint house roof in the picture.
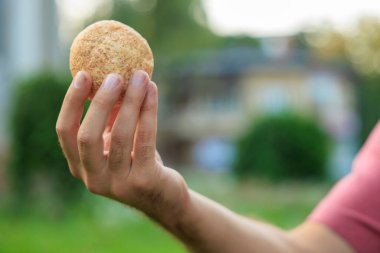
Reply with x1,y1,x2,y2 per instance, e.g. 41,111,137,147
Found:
169,46,352,78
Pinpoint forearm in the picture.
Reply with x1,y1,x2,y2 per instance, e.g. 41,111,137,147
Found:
151,183,301,253
177,191,299,253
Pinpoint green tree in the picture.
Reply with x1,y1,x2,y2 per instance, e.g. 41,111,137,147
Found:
8,72,82,213
357,75,380,140
306,17,380,74
234,114,330,181
90,0,220,56
306,17,380,142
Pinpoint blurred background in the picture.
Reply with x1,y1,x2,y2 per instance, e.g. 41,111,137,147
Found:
0,0,380,252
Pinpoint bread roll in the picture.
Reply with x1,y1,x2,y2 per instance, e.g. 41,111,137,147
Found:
70,20,154,98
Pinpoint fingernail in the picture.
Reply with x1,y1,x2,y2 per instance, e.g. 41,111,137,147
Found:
131,70,147,86
73,71,86,88
101,74,121,90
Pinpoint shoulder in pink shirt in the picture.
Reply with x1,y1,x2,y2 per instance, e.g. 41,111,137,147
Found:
309,121,380,253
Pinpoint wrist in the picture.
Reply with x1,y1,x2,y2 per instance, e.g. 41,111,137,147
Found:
142,166,191,228
165,189,212,250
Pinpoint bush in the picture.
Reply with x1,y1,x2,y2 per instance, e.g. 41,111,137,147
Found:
357,75,380,143
234,114,330,181
8,71,82,211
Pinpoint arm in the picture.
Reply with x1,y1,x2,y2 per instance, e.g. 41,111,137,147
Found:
169,190,354,253
56,70,354,253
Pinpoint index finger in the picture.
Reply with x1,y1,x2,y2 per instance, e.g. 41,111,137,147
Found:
56,71,92,178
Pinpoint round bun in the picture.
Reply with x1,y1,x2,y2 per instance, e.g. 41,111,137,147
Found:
70,20,154,98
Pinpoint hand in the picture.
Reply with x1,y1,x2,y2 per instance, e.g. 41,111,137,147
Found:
56,70,188,221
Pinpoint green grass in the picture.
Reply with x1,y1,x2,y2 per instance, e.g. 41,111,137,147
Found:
0,172,332,253
0,201,186,253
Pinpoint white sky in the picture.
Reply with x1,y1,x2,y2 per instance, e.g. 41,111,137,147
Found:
58,0,380,37
203,0,380,36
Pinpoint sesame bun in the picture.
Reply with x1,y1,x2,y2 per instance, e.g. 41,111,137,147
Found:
70,20,154,98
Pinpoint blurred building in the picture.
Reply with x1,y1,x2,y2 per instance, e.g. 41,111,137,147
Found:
0,0,60,186
0,0,360,180
0,0,60,148
160,37,359,178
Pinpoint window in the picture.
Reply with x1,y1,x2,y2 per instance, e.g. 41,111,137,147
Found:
203,77,240,113
255,84,291,114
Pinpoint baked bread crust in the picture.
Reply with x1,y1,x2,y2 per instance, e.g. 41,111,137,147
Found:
70,20,154,98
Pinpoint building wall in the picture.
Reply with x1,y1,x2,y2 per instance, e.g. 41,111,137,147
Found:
161,66,358,176
7,0,59,75
241,71,312,117
242,70,355,113
0,0,9,152
0,0,60,151
0,0,61,191
165,69,355,137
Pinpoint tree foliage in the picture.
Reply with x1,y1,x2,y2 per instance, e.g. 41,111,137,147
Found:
89,0,220,56
306,17,380,142
9,72,81,211
357,75,380,141
306,17,380,75
234,114,330,181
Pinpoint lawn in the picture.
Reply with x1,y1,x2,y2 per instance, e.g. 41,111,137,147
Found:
0,172,332,253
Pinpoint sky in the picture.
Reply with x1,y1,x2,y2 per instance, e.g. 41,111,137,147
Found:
203,0,380,36
58,0,380,37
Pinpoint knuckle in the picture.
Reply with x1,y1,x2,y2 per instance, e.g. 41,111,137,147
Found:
92,96,109,108
109,146,125,167
136,130,152,143
55,125,65,139
55,123,68,138
137,145,155,160
77,130,95,149
123,94,135,106
141,103,155,112
56,123,76,140
111,131,126,147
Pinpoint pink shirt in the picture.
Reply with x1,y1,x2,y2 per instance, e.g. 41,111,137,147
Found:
309,121,380,253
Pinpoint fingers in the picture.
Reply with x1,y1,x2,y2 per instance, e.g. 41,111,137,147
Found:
56,71,92,178
133,81,158,167
109,70,149,172
78,74,123,173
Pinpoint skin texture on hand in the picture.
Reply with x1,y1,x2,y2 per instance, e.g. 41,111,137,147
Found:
57,71,354,253
56,70,188,222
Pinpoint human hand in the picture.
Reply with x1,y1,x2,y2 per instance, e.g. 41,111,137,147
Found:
56,70,188,221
